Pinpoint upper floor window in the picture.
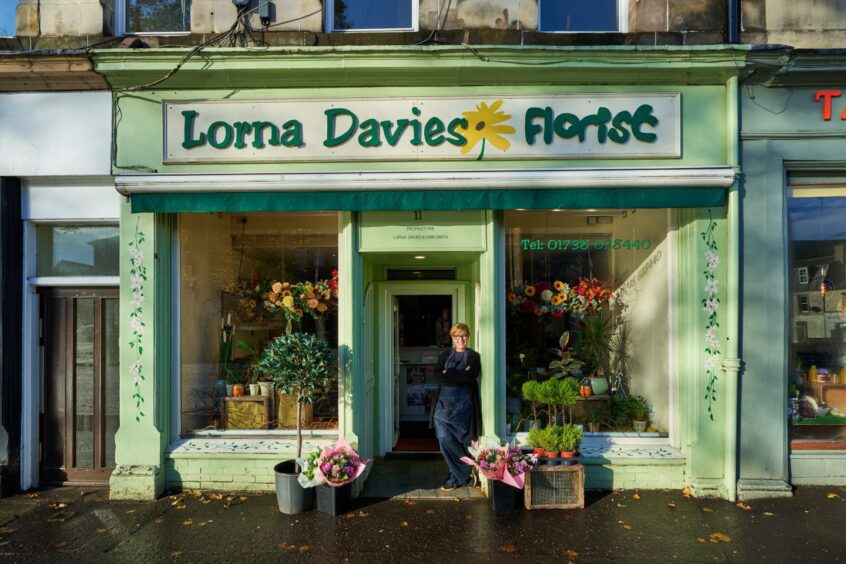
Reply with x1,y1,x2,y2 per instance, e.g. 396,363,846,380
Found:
327,0,417,32
112,0,192,35
0,1,15,37
539,0,622,33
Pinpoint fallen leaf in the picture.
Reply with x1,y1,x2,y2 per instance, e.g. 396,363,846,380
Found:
182,519,193,526
616,503,627,508
500,544,517,553
616,520,625,524
400,521,408,527
170,551,183,559
827,492,841,500
210,494,223,501
632,493,641,500
736,502,752,510
763,512,775,517
47,503,67,510
452,497,460,502
154,517,164,524
299,545,311,552
278,542,297,551
622,524,633,530
226,496,235,502
702,507,715,513
97,528,108,534
464,515,473,520
358,511,369,518
709,533,731,543
682,486,692,499
565,549,579,559
696,538,706,544
667,502,677,509
403,499,416,506
239,496,247,501
54,541,70,548
26,493,39,498
425,509,435,515
198,521,207,527
126,509,136,514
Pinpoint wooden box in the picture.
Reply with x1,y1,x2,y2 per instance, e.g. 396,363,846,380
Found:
277,391,313,428
525,464,585,510
224,396,271,430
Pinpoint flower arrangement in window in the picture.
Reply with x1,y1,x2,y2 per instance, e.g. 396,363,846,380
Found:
507,277,610,319
233,270,339,332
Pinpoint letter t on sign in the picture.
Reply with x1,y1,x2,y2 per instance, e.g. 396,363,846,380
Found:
814,90,842,121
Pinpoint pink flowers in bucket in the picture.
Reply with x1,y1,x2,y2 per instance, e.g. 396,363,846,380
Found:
315,439,368,488
461,440,537,489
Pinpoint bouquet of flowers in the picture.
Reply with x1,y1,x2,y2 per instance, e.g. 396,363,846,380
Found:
461,439,536,489
314,439,368,488
570,277,611,316
296,447,323,488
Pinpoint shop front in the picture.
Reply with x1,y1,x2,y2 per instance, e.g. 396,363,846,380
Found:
740,50,846,496
94,45,745,500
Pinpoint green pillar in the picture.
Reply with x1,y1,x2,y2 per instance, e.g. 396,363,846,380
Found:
110,203,173,500
479,211,506,440
339,212,362,449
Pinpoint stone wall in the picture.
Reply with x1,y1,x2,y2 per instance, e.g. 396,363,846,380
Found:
741,0,846,47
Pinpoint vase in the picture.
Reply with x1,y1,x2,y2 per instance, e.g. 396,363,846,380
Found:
225,384,234,397
490,480,524,512
232,384,245,397
274,460,314,515
258,381,271,396
316,482,353,516
633,420,648,432
590,376,609,396
249,383,259,396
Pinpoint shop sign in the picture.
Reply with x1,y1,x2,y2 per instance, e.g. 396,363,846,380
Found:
163,94,680,163
359,211,486,252
814,90,846,121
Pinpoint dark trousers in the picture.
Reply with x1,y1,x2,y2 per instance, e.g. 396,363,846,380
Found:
433,386,472,486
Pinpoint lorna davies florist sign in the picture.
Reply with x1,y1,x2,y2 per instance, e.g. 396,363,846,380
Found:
163,94,680,163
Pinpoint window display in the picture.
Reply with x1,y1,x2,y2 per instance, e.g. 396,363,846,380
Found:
179,212,339,436
788,197,846,441
504,209,671,436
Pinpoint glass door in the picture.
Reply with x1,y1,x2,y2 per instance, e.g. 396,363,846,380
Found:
40,287,119,484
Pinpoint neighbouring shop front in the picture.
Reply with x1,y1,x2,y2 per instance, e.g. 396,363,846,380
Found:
740,50,846,497
94,45,745,500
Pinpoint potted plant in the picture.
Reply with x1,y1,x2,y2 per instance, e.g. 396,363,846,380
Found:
521,380,542,429
577,313,612,395
586,406,603,433
631,395,650,432
255,332,335,514
527,426,545,457
550,377,579,425
237,340,271,396
540,425,562,464
218,317,235,397
559,423,583,462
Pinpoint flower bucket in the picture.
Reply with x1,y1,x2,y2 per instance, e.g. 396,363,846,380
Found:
316,482,353,516
490,479,524,512
273,460,314,515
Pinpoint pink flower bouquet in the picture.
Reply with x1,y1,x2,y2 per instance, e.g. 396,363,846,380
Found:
315,439,369,488
461,440,537,489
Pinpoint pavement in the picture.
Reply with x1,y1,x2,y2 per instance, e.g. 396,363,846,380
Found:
0,483,845,563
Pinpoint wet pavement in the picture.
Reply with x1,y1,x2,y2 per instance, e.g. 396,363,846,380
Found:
0,484,845,562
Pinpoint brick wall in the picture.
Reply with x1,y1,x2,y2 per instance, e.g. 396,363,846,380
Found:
583,459,687,491
790,452,846,486
166,455,282,492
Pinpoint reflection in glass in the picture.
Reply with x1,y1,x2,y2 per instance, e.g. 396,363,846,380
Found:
0,0,16,37
105,299,120,467
36,225,119,277
75,299,95,469
333,0,412,30
127,0,192,33
540,0,617,32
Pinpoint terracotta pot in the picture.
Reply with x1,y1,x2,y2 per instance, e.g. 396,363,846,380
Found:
544,451,557,458
232,384,245,397
533,447,544,456
561,450,578,459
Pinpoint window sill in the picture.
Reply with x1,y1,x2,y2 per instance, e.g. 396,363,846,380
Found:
166,435,338,458
509,431,682,463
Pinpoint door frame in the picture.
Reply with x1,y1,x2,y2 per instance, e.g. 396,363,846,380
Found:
375,281,470,456
38,286,119,485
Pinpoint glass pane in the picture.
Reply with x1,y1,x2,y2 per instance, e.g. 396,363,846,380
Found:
788,196,846,438
127,0,192,33
540,0,618,32
0,0,15,37
334,0,412,30
104,298,120,467
504,210,670,434
36,225,119,277
44,297,67,470
180,213,339,436
75,299,95,469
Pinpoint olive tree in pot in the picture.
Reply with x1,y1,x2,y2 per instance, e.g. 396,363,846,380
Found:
255,333,335,514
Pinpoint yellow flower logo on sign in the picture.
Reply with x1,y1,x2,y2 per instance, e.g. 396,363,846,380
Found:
457,99,516,160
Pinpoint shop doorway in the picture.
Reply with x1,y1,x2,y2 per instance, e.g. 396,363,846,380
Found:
39,287,119,485
376,281,470,455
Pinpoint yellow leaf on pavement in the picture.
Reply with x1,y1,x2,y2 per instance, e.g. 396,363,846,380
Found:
709,533,732,543
400,521,408,527
632,493,641,500
182,519,193,526
763,512,775,517
702,507,715,513
96,528,107,534
499,544,516,553
667,502,677,509
565,549,579,559
682,486,692,498
827,492,841,500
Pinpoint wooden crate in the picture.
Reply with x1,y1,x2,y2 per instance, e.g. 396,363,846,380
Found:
224,396,271,430
525,464,585,509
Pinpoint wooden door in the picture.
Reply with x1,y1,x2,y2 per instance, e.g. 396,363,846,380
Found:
40,287,119,484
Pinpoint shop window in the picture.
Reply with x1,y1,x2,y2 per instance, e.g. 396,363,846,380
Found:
107,0,192,34
539,0,621,32
35,225,119,277
787,196,846,442
0,1,15,37
504,209,671,436
179,212,339,437
327,0,417,32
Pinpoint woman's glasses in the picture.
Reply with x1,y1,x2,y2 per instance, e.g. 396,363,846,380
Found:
452,334,468,340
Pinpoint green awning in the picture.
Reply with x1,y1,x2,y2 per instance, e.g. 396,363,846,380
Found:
131,188,725,213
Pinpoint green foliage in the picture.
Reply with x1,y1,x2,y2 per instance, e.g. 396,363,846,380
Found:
577,314,612,375
218,323,234,381
631,396,650,421
551,377,579,407
548,331,585,378
587,405,604,423
527,427,544,449
521,380,541,403
539,425,562,453
255,333,335,404
612,395,650,425
559,424,583,452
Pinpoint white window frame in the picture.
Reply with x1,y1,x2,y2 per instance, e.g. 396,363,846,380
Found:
115,0,193,37
538,0,628,34
326,0,419,33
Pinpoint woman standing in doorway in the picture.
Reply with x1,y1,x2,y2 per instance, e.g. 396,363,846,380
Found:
431,323,482,490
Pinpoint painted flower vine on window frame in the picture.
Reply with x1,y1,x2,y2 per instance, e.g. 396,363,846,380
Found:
701,209,721,421
128,218,147,422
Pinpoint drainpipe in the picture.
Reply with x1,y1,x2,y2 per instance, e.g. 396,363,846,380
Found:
727,0,740,44
724,74,741,501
